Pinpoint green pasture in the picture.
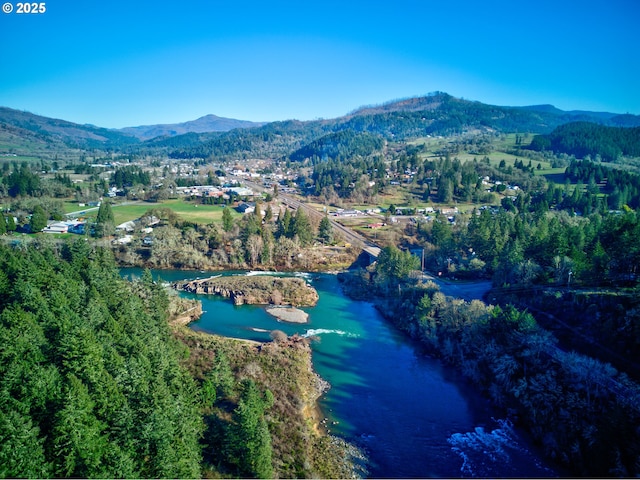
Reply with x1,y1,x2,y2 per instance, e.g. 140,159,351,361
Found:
409,132,562,174
110,198,240,225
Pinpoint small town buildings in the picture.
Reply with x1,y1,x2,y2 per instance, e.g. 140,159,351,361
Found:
43,222,69,234
236,202,255,214
116,221,136,233
43,220,87,234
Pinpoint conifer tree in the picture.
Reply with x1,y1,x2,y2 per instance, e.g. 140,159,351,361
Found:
293,208,313,246
6,215,16,232
318,215,333,245
94,201,115,237
222,206,234,232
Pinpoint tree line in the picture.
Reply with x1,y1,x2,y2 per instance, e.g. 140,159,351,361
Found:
113,203,340,272
339,248,640,476
530,122,640,162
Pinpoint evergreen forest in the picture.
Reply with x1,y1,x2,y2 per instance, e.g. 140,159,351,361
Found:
0,240,353,478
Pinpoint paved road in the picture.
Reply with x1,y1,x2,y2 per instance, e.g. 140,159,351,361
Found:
422,273,492,301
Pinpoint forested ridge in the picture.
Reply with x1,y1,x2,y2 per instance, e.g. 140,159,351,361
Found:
289,130,384,162
140,94,640,162
530,122,640,162
0,107,139,151
4,95,640,163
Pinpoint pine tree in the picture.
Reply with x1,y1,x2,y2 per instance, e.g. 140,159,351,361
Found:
6,215,16,232
94,201,115,238
318,215,333,245
264,205,273,223
293,208,313,246
96,201,114,225
226,380,273,479
222,206,234,232
276,209,292,239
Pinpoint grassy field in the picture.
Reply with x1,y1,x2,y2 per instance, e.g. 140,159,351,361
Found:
407,133,562,174
110,198,241,225
63,198,242,225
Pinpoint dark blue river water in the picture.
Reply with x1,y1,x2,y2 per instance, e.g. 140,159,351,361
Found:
121,269,558,478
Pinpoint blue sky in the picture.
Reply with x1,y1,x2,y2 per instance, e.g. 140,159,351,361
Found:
1,0,638,128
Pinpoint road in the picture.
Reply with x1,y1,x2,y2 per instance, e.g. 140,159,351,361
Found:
242,179,380,256
65,201,145,218
278,193,381,257
422,273,492,301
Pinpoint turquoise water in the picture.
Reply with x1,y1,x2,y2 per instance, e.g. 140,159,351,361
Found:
121,269,557,478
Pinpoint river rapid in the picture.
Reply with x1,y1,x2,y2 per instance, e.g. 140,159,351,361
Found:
121,268,558,478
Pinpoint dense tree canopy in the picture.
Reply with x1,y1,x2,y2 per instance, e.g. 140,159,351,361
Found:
530,122,640,162
0,241,203,478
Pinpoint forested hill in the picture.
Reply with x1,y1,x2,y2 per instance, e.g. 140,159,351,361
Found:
0,107,139,151
288,130,384,162
119,114,266,141
157,93,640,161
3,94,640,161
529,122,640,162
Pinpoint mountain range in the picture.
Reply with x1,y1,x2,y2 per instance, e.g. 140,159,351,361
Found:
1,93,639,160
118,114,266,141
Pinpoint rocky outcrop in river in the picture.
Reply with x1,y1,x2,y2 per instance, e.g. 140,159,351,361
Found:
172,275,319,306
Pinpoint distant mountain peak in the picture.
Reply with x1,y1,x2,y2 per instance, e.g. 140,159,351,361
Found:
119,115,265,140
349,92,454,116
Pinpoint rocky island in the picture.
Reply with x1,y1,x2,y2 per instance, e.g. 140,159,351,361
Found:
172,275,319,307
265,306,310,323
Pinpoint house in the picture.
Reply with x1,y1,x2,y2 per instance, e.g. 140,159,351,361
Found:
439,207,459,216
236,202,255,214
113,235,133,245
116,220,136,233
43,222,69,234
203,187,224,198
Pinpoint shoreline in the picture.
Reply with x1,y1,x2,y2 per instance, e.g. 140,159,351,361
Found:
167,290,366,477
171,274,320,307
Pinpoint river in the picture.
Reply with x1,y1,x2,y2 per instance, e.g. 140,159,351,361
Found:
121,268,558,478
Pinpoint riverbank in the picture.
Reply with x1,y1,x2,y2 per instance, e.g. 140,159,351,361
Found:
172,274,320,306
337,268,640,477
167,293,364,478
